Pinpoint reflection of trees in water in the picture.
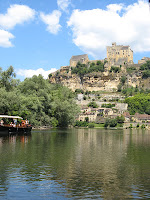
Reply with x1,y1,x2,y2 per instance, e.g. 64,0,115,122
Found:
0,135,31,193
0,129,150,199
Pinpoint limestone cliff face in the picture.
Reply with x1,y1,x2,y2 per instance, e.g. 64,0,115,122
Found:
49,70,149,92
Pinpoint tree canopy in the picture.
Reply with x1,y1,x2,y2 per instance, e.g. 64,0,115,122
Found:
0,67,79,127
71,61,104,83
140,61,150,79
125,93,150,115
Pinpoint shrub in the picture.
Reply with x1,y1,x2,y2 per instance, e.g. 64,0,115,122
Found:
109,119,117,127
88,101,98,108
75,120,88,127
88,123,95,128
110,66,121,73
141,124,146,129
102,103,115,108
120,76,127,85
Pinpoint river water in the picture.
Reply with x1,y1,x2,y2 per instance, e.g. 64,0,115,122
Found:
0,128,150,199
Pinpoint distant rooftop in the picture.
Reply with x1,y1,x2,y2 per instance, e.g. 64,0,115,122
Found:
70,54,89,61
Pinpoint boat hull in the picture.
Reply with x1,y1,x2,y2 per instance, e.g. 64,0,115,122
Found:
0,125,32,136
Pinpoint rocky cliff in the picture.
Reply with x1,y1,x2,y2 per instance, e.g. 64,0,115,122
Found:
49,67,150,92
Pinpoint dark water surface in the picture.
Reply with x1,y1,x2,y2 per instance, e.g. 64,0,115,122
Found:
0,128,150,199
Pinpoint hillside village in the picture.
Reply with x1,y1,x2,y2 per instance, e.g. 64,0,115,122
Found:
49,43,150,127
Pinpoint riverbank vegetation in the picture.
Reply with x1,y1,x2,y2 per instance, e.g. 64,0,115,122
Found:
0,66,79,127
125,93,150,115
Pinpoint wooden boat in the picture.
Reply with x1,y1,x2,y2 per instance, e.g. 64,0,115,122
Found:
0,115,32,136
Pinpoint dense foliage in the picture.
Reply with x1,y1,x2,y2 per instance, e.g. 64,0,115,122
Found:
74,120,88,127
110,66,121,73
101,103,115,108
125,93,150,115
104,115,125,127
71,61,104,83
140,61,150,79
0,67,79,127
126,66,137,74
88,101,98,108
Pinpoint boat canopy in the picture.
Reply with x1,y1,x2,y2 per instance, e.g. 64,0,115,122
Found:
0,115,23,119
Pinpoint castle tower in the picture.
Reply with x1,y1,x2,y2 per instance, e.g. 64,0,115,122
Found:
106,43,133,66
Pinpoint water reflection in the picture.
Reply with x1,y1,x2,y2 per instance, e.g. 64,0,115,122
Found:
0,129,150,199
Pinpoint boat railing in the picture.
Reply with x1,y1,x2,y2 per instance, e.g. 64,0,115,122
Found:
0,124,31,128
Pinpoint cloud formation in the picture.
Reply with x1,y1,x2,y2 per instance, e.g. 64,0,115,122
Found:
0,4,35,30
0,30,14,47
57,0,71,11
0,4,35,47
17,68,57,79
68,0,150,58
40,10,61,34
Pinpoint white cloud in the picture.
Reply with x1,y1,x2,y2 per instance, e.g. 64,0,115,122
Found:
17,68,57,79
0,4,35,30
67,0,150,58
57,0,71,12
0,4,35,47
40,10,61,34
0,30,14,47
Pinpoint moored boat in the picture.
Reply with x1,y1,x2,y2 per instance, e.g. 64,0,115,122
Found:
0,115,32,136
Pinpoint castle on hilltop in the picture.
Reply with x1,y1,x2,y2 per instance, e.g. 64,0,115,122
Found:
49,42,150,92
106,42,134,66
69,42,134,68
52,42,150,75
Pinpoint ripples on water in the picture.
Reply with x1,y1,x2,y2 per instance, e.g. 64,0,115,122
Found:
0,128,150,199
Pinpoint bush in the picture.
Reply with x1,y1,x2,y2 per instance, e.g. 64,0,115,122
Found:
88,123,95,128
109,119,117,127
120,76,127,85
141,124,146,129
75,89,84,94
75,120,88,127
110,66,121,73
102,103,115,108
116,115,125,124
104,118,117,127
88,101,98,108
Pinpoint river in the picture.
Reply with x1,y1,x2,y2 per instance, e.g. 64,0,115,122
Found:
0,128,150,199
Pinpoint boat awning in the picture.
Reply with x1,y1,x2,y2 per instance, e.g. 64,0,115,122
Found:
0,115,23,119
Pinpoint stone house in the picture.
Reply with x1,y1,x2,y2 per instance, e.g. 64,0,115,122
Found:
70,54,89,67
138,57,150,64
80,105,91,113
123,112,131,122
133,113,150,122
78,112,97,122
60,66,70,73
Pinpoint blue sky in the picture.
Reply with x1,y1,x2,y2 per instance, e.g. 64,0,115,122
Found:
0,0,150,80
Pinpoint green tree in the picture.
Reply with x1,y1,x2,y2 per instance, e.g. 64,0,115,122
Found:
125,93,150,115
116,115,125,124
139,61,150,79
0,66,19,91
0,74,80,127
120,76,127,85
